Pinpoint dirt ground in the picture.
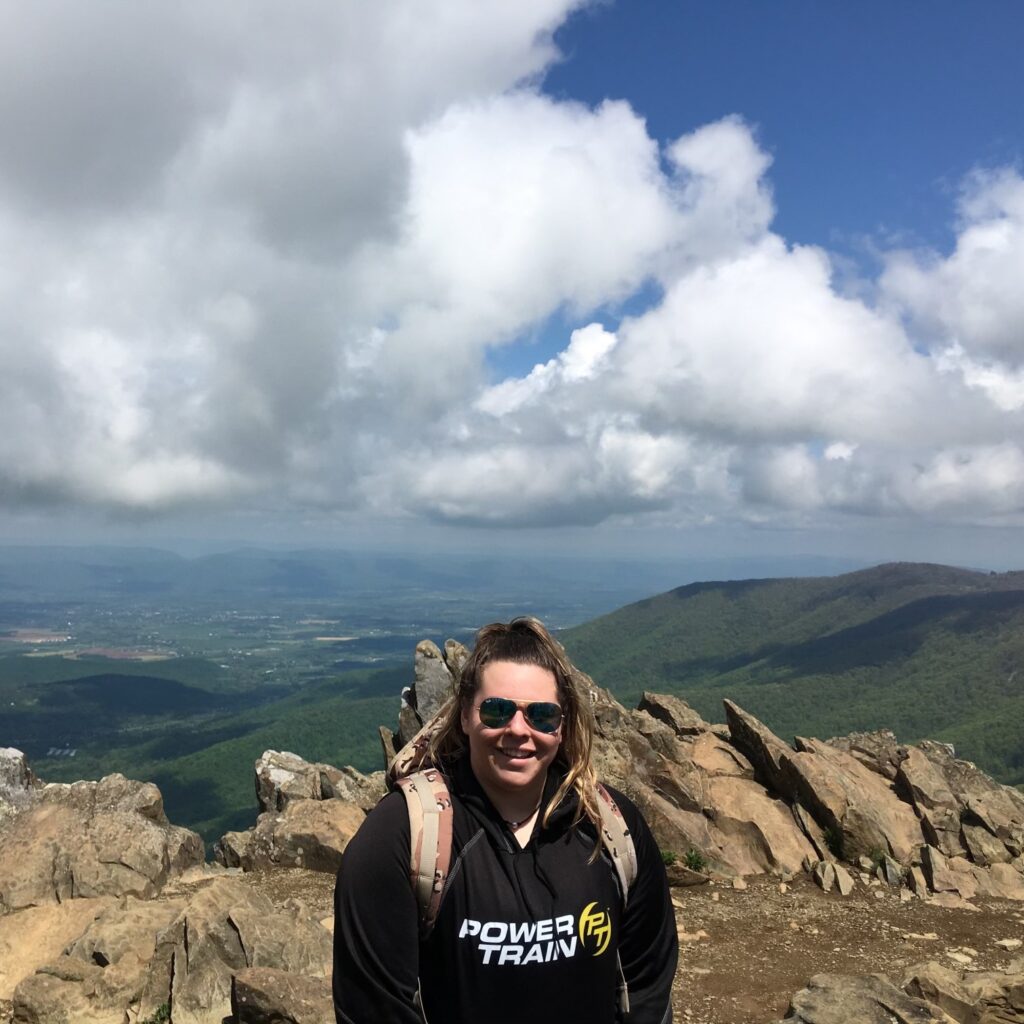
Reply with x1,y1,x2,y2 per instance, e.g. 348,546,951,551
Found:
4,868,1023,1023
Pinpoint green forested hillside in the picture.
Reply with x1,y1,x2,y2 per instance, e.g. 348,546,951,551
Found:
561,563,1024,784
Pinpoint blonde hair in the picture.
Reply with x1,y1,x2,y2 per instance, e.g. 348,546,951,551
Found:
430,617,602,835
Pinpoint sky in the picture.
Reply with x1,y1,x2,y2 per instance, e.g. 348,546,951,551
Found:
1,1,1023,570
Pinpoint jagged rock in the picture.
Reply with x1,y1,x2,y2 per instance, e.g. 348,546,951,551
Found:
793,802,831,861
217,797,366,873
637,692,711,736
962,822,1011,865
630,710,684,760
917,740,1024,856
232,966,333,1023
784,736,924,863
834,863,856,895
443,638,470,679
812,861,837,893
412,639,454,724
0,899,114,1000
920,845,962,895
689,732,755,779
826,730,902,780
903,957,1024,1022
255,751,382,814
319,764,385,809
901,960,975,1021
877,853,903,888
256,750,325,811
723,700,792,794
66,896,185,970
772,972,938,1023
0,773,203,912
895,746,966,858
157,878,331,1024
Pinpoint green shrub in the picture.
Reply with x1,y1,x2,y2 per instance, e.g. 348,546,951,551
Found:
683,848,707,873
142,1005,171,1024
660,849,678,867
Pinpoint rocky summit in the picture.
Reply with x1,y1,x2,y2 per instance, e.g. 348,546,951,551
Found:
5,640,1024,1022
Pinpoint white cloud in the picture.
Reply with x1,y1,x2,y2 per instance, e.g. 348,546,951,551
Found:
1,2,1022,535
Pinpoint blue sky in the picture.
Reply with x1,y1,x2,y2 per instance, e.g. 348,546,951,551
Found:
1,1,1022,572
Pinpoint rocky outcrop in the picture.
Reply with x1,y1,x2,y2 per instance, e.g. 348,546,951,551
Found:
777,958,1024,1024
255,750,383,815
232,966,333,1024
217,797,367,873
0,770,204,912
771,972,938,1024
216,751,379,873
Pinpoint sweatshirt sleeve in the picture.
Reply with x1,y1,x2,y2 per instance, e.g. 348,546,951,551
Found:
608,788,678,1024
333,792,423,1024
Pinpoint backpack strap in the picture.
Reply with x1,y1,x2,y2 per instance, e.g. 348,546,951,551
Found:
594,783,638,1019
594,782,638,906
396,768,453,936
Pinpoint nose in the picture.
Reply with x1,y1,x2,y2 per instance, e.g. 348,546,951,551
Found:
505,707,532,737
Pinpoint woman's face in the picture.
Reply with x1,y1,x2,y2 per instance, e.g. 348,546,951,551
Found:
460,660,563,805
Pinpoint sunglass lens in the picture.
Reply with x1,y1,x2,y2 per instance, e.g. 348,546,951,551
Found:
526,702,562,734
479,696,516,728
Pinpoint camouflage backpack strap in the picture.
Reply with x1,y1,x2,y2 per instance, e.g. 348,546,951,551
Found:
395,768,454,936
594,782,639,1018
594,782,638,906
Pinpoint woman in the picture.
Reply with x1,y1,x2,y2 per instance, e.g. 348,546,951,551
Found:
333,617,677,1023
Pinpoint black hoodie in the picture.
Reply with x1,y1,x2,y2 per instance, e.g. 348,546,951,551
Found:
333,757,677,1024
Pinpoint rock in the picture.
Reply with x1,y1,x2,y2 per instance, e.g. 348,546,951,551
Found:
772,973,938,1024
0,899,114,999
813,861,836,894
723,700,792,794
255,750,323,811
689,732,755,778
411,639,454,725
784,736,924,863
877,854,903,888
895,746,966,858
0,773,204,912
920,845,960,895
254,751,383,815
925,891,979,911
637,693,711,736
232,966,333,1024
731,876,747,890
901,960,975,1021
834,863,856,896
217,798,366,873
904,957,1024,1022
996,939,1023,950
443,639,470,679
156,878,331,1024
826,730,902,780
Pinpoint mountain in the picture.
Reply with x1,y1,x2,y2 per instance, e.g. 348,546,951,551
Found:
560,562,1024,784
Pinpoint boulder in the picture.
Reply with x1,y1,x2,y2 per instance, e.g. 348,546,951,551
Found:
782,737,923,863
772,972,940,1024
232,966,333,1024
637,692,711,736
723,700,792,794
903,957,1024,1022
0,773,204,912
825,730,902,781
254,750,383,814
217,798,366,873
0,898,114,1000
411,639,454,724
895,746,966,858
156,878,331,1024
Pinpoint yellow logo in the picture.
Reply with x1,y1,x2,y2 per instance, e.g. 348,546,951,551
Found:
578,901,612,956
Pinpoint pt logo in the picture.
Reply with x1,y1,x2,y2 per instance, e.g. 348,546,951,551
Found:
578,901,612,956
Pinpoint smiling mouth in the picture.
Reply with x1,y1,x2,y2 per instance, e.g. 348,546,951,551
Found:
498,748,533,760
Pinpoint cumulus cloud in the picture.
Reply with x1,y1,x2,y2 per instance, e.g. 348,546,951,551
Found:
1,1,1023,534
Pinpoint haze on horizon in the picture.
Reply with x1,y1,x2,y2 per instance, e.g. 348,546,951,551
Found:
1,2,1022,572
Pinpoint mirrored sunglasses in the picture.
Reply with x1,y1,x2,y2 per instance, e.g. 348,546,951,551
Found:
477,696,563,734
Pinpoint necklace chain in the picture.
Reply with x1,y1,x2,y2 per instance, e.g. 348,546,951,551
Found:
503,800,542,831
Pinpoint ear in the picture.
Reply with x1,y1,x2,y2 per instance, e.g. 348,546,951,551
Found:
460,700,472,734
